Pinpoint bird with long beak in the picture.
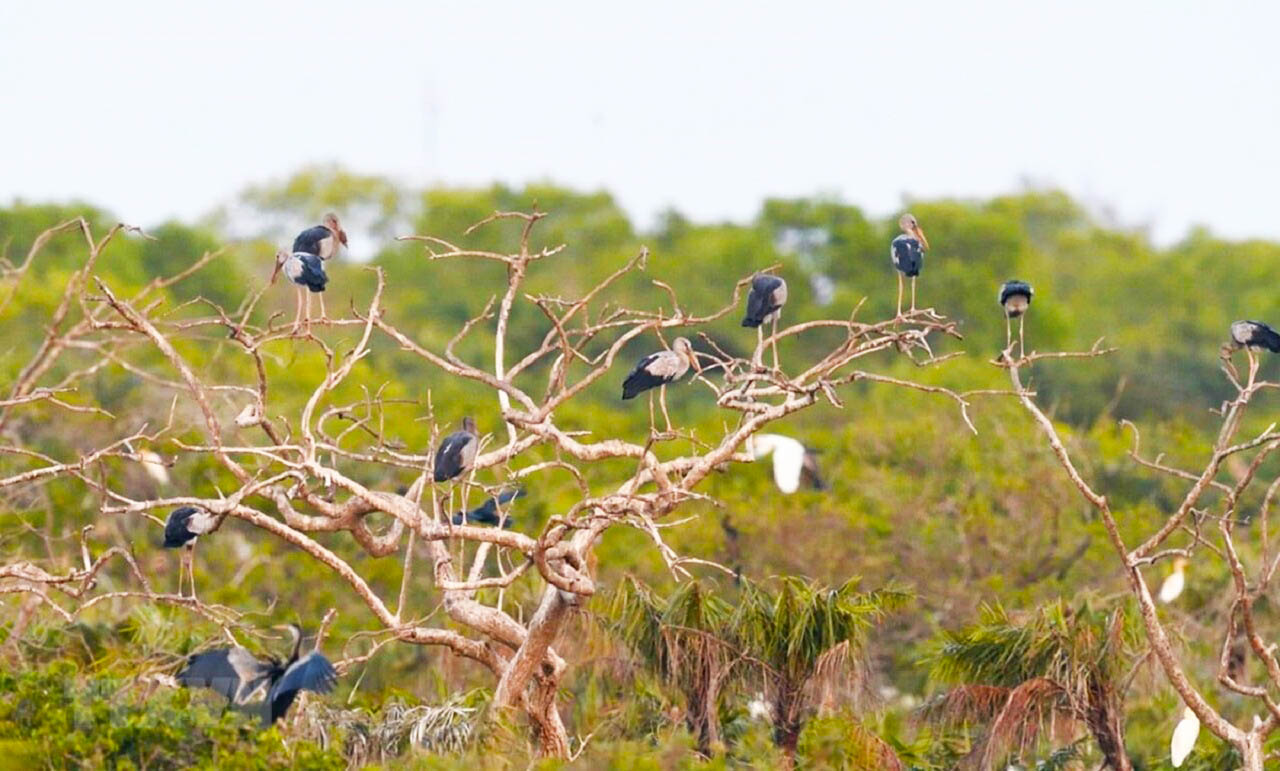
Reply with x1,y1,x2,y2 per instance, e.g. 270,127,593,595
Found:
890,213,929,316
270,250,328,332
291,213,347,319
621,337,701,435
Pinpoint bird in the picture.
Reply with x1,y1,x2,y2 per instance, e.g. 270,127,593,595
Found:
163,505,218,599
176,623,337,725
745,433,828,494
1170,705,1200,767
434,416,479,483
1226,320,1280,379
890,213,929,316
621,337,701,434
1158,556,1188,604
233,403,262,428
742,274,789,369
138,449,170,487
998,280,1034,357
270,250,328,331
292,214,347,319
451,488,524,527
292,213,348,261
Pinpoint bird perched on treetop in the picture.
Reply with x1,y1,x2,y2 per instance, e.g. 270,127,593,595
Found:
622,337,701,434
998,279,1034,357
271,250,328,331
176,623,337,725
163,506,218,599
890,213,929,316
742,274,788,369
434,417,479,483
1228,320,1280,353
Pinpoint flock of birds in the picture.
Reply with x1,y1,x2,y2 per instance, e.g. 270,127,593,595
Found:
166,212,1277,758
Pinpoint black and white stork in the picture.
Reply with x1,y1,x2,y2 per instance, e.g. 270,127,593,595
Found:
890,213,929,316
270,250,328,331
451,488,524,528
292,214,347,320
1225,320,1280,379
177,623,337,725
622,336,700,434
998,279,1034,356
163,506,218,599
434,416,479,483
742,274,789,368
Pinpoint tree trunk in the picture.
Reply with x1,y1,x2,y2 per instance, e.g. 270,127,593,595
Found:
1084,678,1132,771
685,667,723,756
528,672,570,758
771,689,803,769
1239,732,1264,771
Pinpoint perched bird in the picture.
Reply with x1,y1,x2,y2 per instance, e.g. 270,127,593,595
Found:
451,488,524,527
622,337,701,433
177,623,337,725
292,213,348,261
139,449,170,487
742,274,789,368
890,213,929,316
271,250,328,331
163,506,218,599
434,416,479,483
998,280,1034,357
1157,557,1188,604
1228,320,1280,354
746,433,828,494
1170,705,1200,768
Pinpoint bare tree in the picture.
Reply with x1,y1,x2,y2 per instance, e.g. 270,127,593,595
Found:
1002,337,1280,769
0,212,1005,758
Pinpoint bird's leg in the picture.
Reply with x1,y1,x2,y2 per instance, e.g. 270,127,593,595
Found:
318,292,328,321
1004,314,1012,355
659,385,674,435
753,325,764,369
895,274,904,319
647,391,657,436
292,287,304,332
184,544,195,600
909,277,917,312
770,315,781,371
1018,316,1027,359
304,292,313,333
1247,347,1260,386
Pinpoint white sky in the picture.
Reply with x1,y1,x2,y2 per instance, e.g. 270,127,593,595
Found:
3,1,1278,245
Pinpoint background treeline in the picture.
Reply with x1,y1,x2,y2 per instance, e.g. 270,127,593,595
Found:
2,167,1278,768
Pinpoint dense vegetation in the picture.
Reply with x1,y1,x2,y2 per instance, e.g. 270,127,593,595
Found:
4,167,1280,768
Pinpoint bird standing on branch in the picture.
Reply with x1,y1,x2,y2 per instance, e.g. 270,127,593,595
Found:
177,623,337,724
622,337,701,435
891,213,929,316
998,279,1034,357
451,488,524,527
742,273,788,369
162,505,218,600
434,416,479,483
292,213,347,321
1223,319,1280,381
271,250,328,332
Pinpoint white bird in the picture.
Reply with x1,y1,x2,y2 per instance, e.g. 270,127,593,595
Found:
1171,705,1200,767
138,450,170,487
746,433,828,494
746,693,771,721
1158,557,1188,604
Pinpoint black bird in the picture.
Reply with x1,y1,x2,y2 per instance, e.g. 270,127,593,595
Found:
742,274,789,369
1229,320,1280,353
292,213,348,260
434,416,479,483
177,623,337,725
271,250,328,331
998,279,1034,356
163,506,217,599
890,213,929,315
621,337,700,433
451,488,524,528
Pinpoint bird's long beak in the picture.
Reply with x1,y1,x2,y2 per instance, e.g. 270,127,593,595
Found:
338,230,349,247
690,353,704,375
913,224,930,251
269,258,283,284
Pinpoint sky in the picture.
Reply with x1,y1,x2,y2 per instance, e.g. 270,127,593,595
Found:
3,1,1279,247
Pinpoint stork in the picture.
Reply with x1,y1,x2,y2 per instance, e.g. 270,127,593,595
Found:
1170,705,1200,767
1157,557,1188,604
138,449,170,487
621,337,701,434
1225,320,1280,381
292,213,347,320
176,623,337,725
434,417,479,483
745,433,828,494
451,488,523,528
742,274,788,369
890,213,929,316
163,506,218,600
270,250,328,332
998,280,1034,357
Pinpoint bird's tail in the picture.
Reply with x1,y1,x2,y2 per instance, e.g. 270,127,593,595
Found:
1262,327,1280,353
741,315,764,328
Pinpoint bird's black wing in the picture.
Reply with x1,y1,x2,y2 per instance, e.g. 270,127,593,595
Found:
801,450,829,491
433,431,475,482
890,236,924,277
268,651,337,722
292,226,331,255
622,352,668,399
163,507,198,548
742,275,785,327
178,647,271,704
1249,320,1280,353
998,280,1033,307
456,487,524,527
295,253,328,293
